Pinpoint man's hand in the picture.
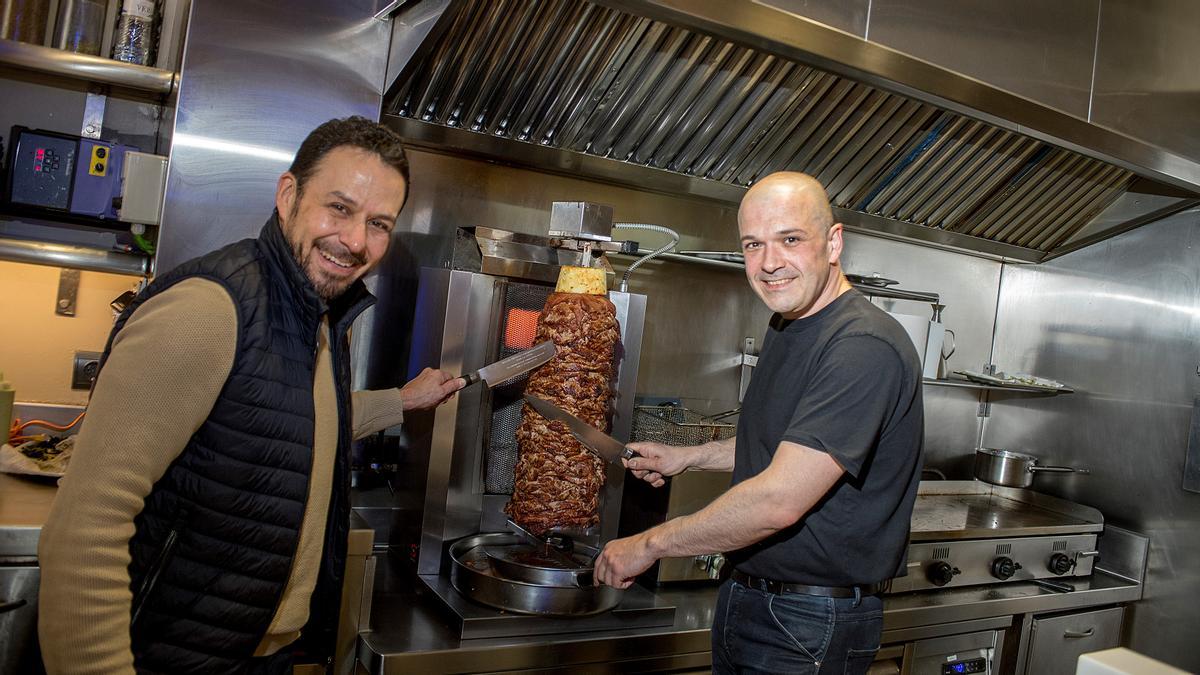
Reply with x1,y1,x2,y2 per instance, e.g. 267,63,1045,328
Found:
400,368,464,411
624,442,695,488
594,533,658,589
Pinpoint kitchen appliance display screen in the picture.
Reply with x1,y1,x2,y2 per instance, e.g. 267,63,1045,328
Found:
8,132,77,210
942,657,987,674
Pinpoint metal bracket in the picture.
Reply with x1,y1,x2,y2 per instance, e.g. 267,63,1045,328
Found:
56,268,80,316
977,397,992,418
82,85,108,139
977,363,996,417
739,337,758,404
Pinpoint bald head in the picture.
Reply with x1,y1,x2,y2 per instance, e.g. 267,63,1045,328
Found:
736,172,850,319
739,172,834,235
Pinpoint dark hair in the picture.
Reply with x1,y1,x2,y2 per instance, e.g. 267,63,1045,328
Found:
288,116,410,197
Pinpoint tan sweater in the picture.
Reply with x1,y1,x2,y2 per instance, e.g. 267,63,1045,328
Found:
38,278,406,674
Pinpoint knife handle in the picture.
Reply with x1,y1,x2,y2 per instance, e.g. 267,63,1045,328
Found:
460,372,480,387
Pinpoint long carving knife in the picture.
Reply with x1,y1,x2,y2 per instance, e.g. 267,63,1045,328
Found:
523,394,638,465
460,341,556,387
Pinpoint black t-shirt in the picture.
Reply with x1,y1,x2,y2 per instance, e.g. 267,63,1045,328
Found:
726,290,924,586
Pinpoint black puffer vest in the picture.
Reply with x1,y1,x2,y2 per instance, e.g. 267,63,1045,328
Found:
98,214,374,673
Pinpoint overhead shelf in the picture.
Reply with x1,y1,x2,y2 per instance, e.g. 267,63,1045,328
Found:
923,377,1073,395
0,38,175,95
614,249,941,304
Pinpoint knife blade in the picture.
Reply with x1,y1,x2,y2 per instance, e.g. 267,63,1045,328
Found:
522,394,638,465
461,341,556,388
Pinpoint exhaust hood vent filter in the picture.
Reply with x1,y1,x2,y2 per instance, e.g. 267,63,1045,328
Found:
386,0,1173,258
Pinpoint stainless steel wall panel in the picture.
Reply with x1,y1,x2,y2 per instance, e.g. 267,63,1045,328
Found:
867,0,1099,119
1091,0,1200,166
986,211,1200,670
755,0,870,38
155,0,389,274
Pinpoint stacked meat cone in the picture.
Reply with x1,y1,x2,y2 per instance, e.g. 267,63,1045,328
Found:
506,269,620,536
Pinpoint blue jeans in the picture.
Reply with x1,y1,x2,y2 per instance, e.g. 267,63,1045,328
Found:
711,577,884,674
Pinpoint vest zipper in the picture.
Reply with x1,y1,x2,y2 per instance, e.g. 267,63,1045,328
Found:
264,332,323,621
131,522,182,627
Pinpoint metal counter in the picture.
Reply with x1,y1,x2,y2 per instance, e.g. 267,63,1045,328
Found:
357,564,1142,673
0,474,58,560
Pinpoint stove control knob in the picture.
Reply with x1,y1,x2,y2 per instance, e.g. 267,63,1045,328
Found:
927,561,960,587
1048,553,1074,575
991,556,1022,580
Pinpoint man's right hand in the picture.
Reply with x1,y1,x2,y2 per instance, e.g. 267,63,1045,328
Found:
623,442,695,488
400,367,464,411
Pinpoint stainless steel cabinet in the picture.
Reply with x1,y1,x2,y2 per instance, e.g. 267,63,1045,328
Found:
1025,607,1123,674
0,565,41,674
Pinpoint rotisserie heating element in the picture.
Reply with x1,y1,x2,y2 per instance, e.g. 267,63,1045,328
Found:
507,293,620,535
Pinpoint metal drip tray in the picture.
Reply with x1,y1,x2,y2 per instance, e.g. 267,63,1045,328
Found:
451,533,621,616
482,542,595,587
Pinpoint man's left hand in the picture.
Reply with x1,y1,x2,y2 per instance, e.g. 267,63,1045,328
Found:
400,368,464,411
594,533,657,589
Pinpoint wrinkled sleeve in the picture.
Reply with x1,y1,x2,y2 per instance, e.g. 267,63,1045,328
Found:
351,388,405,440
781,335,905,478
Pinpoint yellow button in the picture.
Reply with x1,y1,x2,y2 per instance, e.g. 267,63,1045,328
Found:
89,146,108,176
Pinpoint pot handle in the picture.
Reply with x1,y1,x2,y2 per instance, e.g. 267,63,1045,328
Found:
1029,465,1090,474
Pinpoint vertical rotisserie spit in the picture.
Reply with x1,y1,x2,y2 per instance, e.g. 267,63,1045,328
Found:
506,269,620,535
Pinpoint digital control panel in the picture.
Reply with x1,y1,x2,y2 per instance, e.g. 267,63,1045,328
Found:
9,131,77,210
4,126,134,221
943,657,987,674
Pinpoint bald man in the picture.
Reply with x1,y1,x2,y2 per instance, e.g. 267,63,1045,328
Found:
595,172,924,674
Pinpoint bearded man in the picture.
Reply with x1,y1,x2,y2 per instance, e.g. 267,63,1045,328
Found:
39,117,461,674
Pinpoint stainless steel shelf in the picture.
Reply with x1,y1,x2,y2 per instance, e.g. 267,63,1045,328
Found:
923,377,1073,395
614,249,942,304
0,38,175,95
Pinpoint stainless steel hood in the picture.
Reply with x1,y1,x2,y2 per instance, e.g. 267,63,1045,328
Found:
381,0,1200,262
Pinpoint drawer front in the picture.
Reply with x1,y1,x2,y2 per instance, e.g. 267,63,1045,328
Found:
1027,607,1124,675
0,566,42,674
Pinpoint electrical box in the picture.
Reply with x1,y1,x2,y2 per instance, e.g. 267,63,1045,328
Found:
4,126,166,226
119,151,168,225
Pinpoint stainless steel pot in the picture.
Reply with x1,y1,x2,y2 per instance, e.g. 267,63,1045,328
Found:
973,448,1088,488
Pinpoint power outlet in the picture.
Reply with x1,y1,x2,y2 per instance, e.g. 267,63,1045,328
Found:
72,351,103,390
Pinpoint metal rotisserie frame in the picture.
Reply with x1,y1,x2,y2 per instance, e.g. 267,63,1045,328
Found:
407,266,646,577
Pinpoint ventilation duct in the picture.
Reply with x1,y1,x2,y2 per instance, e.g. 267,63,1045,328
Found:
382,0,1200,262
